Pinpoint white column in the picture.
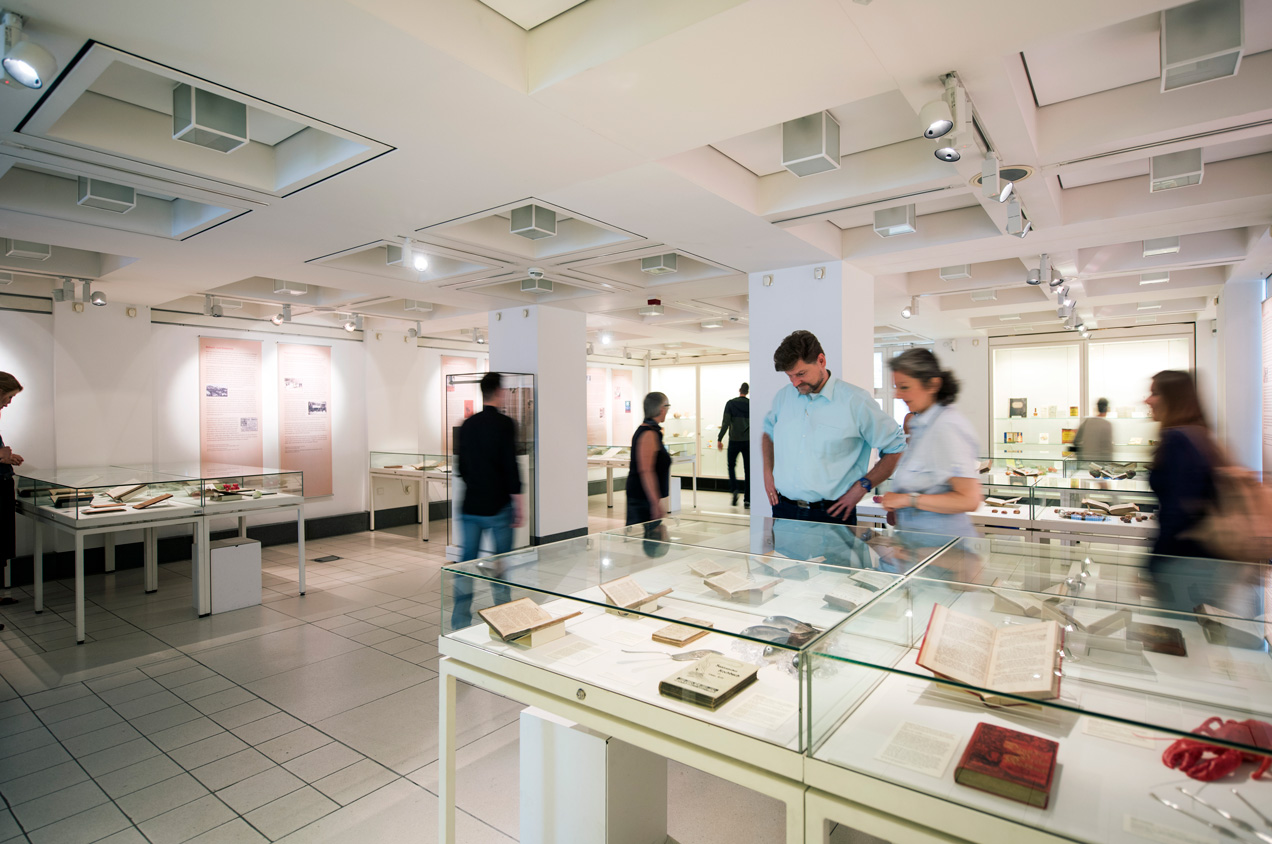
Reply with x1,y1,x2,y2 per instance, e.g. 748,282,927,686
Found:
746,261,875,517
489,305,588,543
1217,278,1263,470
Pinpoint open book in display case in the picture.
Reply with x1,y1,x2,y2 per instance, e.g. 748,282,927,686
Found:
15,465,203,524
805,570,1272,844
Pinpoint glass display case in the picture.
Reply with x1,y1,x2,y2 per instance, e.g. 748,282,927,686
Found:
15,465,202,522
194,464,304,509
584,365,643,449
1062,457,1150,479
1032,474,1158,536
971,472,1043,525
441,533,905,753
651,365,698,480
1087,336,1189,463
446,371,535,553
369,451,450,474
806,574,1272,844
698,362,750,478
587,443,632,509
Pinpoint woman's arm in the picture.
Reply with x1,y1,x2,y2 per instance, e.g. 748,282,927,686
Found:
879,477,981,513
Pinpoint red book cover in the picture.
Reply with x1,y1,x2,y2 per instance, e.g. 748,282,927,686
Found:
955,722,1059,808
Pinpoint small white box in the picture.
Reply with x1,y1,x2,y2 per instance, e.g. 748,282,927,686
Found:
208,537,261,613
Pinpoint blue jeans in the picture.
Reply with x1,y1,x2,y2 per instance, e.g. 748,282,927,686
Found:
450,503,514,630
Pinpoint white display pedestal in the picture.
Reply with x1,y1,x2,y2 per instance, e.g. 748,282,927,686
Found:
520,707,667,844
204,537,261,614
668,482,682,513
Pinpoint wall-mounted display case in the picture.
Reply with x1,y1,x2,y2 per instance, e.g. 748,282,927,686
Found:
989,328,1194,463
650,361,751,481
585,364,645,451
446,371,535,554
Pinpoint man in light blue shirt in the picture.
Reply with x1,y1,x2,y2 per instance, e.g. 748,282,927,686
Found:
761,330,905,525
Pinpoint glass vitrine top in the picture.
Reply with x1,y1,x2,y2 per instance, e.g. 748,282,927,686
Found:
15,465,194,488
112,462,295,480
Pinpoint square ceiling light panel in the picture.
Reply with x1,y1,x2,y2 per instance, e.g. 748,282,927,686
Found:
565,250,738,291
421,199,644,262
0,161,243,239
314,241,505,286
14,43,392,200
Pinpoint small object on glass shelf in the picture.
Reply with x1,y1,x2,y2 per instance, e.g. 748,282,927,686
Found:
1130,437,1144,445
1070,406,1079,417
1008,398,1027,418
1038,433,1051,444
1061,428,1076,444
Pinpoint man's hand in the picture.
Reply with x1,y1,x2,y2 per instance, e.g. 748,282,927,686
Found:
827,484,865,521
763,469,779,506
716,441,723,451
0,447,18,466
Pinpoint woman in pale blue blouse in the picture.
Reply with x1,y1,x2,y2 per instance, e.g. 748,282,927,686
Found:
877,349,982,537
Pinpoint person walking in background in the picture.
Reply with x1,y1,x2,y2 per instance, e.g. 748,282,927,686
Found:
716,382,750,507
762,330,905,525
0,372,25,621
876,350,982,537
627,392,672,530
1073,397,1114,463
451,372,522,628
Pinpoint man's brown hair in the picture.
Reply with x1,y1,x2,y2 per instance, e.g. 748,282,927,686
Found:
773,330,823,372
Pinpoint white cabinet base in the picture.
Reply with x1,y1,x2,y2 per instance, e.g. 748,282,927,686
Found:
520,706,668,844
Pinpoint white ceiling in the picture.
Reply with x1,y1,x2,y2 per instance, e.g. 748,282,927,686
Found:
0,0,1269,353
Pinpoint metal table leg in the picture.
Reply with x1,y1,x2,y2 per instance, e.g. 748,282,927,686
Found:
296,504,306,596
104,532,116,573
438,660,457,844
33,520,43,613
74,531,85,644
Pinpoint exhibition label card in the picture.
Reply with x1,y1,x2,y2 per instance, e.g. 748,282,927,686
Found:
729,693,796,731
1208,656,1271,682
1124,816,1218,844
603,630,647,647
540,639,605,667
875,721,960,778
1081,717,1163,749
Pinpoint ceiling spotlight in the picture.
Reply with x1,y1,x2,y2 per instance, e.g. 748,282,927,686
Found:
919,97,953,140
1048,275,1066,290
1006,199,1026,236
343,314,363,332
1140,271,1170,285
700,318,724,329
1065,311,1080,330
599,330,613,344
90,290,106,307
270,305,291,326
1026,269,1041,285
996,181,1014,203
212,303,224,318
270,313,284,326
1,11,57,89
474,327,486,344
934,142,961,163
407,321,420,339
901,296,919,319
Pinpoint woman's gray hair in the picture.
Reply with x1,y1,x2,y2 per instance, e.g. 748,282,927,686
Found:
643,391,668,419
888,349,960,405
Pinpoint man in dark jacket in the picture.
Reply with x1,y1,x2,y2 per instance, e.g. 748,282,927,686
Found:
717,382,750,507
451,372,523,627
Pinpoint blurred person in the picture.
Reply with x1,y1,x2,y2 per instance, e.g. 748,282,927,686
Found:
1145,370,1257,615
451,372,522,628
877,350,982,537
1073,397,1114,463
762,330,905,525
716,381,750,507
627,392,672,533
1,372,24,618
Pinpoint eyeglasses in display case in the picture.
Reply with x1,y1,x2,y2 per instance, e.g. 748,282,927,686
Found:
445,372,535,556
804,575,1272,844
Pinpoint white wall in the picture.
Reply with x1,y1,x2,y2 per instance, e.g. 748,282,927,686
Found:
1195,318,1219,426
746,261,874,516
1,308,57,557
1218,279,1263,470
54,302,155,466
489,305,587,540
936,337,990,450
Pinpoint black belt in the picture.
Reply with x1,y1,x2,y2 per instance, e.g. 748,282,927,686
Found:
777,494,836,510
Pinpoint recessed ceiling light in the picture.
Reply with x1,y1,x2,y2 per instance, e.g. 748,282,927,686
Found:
273,280,308,296
998,314,1021,321
1140,271,1170,285
641,254,678,275
1137,302,1162,311
700,318,724,329
874,205,916,237
940,265,971,281
1143,236,1180,257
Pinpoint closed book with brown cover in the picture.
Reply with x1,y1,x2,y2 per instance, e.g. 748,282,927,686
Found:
955,722,1058,808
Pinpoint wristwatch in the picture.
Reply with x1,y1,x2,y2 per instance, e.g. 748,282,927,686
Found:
855,477,872,493
909,493,921,510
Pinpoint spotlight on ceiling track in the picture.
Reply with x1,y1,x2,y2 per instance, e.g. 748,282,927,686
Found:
211,303,224,318
387,238,428,272
1048,275,1066,290
1143,236,1180,257
1026,269,1041,285
90,290,106,307
407,321,420,339
1,11,57,89
919,93,954,139
270,304,291,326
1005,199,1030,237
901,296,919,319
343,314,363,333
934,143,961,163
474,327,485,345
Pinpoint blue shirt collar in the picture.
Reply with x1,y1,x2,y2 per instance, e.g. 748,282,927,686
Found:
802,372,837,401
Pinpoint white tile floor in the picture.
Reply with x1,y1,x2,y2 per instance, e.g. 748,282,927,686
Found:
0,491,804,844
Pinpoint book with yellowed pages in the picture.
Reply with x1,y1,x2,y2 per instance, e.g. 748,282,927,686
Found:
651,617,713,647
686,559,728,578
658,653,759,710
703,571,779,602
106,483,148,502
917,604,1063,705
750,558,813,580
598,576,672,611
477,598,581,643
823,583,878,612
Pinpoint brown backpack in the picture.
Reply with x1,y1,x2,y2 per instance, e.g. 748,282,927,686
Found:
1179,428,1272,563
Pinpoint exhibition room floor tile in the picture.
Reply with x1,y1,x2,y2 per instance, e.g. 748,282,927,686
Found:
0,491,782,843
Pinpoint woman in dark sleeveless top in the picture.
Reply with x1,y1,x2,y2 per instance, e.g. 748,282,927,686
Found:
626,392,672,528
